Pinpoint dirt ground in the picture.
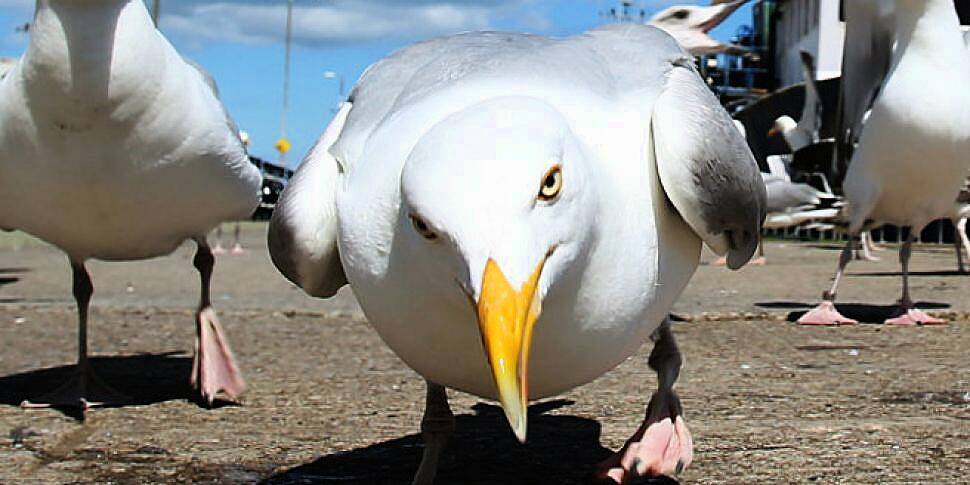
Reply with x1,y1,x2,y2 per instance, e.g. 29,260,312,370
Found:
0,223,967,484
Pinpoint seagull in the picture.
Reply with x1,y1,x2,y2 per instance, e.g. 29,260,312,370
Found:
770,51,822,152
647,0,750,56
799,0,970,326
269,25,765,484
0,0,261,407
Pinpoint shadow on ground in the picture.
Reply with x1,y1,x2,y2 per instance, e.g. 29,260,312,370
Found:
755,301,951,323
848,270,969,277
267,400,677,485
0,352,215,420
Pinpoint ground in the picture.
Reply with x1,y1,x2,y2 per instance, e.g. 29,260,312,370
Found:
0,223,967,484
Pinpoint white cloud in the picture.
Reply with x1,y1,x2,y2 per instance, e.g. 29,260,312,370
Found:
159,0,536,47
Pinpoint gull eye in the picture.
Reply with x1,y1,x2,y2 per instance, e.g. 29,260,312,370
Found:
671,9,689,20
538,165,563,202
409,213,437,240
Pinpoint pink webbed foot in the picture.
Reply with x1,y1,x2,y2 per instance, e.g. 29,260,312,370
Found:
710,256,727,266
798,301,857,326
884,308,946,326
596,392,693,482
230,244,246,255
211,245,227,255
749,256,767,266
192,307,246,404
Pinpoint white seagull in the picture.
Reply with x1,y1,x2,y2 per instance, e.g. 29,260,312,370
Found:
647,0,750,56
0,0,261,407
269,24,764,483
799,0,970,326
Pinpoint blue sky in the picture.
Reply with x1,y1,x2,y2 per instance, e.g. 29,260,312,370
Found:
0,0,751,167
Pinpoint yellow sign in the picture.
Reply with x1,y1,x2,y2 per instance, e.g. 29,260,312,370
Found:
275,138,292,154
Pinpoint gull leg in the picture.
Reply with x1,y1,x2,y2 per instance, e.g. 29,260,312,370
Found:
191,240,246,404
855,231,880,261
885,236,946,325
749,242,767,266
411,380,455,485
596,318,693,482
230,223,245,255
799,238,858,325
22,260,128,409
212,225,226,255
956,218,969,274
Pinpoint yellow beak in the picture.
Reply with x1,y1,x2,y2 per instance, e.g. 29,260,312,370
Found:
476,257,545,443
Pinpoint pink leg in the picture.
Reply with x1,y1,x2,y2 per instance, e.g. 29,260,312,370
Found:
596,319,693,482
230,224,246,255
211,226,226,255
711,256,727,266
799,239,858,326
854,232,880,261
749,243,766,265
191,242,246,404
884,237,946,326
22,261,128,409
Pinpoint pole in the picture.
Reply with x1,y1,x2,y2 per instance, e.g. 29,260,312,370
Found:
152,0,161,27
280,0,293,165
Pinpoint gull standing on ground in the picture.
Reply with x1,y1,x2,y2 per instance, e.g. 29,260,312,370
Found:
269,25,764,484
647,0,750,56
799,0,970,326
0,0,261,407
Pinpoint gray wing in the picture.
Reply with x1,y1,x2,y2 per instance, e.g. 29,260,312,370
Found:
267,102,351,298
652,59,766,269
575,25,765,269
834,0,896,180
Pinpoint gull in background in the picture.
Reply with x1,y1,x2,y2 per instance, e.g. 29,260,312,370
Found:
799,0,970,326
648,0,751,56
0,0,261,407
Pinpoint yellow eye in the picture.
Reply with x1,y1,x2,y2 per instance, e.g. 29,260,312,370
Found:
538,165,563,201
409,214,437,240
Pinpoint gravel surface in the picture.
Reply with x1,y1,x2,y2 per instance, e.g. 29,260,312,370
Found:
0,224,967,483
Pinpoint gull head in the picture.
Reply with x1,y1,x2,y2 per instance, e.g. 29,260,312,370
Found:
647,0,749,55
648,0,748,34
769,115,797,137
399,96,596,442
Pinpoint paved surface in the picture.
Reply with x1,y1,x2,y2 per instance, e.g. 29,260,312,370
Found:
0,224,967,483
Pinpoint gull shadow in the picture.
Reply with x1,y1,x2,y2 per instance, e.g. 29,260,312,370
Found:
0,352,221,420
266,400,677,485
784,301,951,324
0,276,19,287
848,270,968,277
0,267,30,274
755,301,814,310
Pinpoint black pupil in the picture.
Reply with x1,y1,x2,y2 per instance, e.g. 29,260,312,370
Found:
545,174,556,189
415,219,428,232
